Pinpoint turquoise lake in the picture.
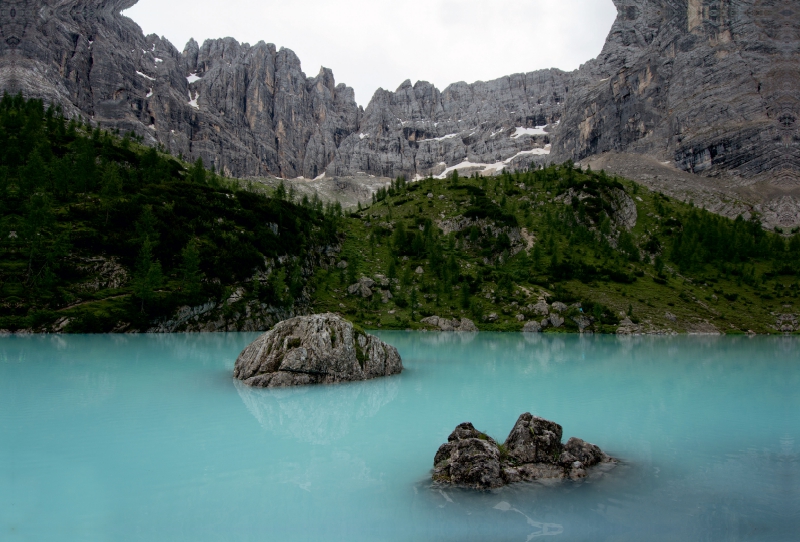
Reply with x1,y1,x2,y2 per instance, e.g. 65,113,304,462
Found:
1,332,798,541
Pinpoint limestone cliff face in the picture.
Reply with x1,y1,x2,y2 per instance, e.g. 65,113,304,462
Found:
326,72,568,179
0,0,561,181
0,0,361,178
1,0,797,190
553,0,800,185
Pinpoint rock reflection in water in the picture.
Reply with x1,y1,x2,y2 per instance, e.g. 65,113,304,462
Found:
234,377,399,445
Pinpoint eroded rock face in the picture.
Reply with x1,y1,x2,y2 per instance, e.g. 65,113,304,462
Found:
554,0,800,184
233,313,402,387
433,413,614,489
0,0,361,179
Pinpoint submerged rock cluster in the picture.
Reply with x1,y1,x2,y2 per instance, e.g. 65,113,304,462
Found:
233,313,402,388
433,413,614,489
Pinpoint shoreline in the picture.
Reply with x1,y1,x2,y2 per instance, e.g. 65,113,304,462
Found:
0,328,777,337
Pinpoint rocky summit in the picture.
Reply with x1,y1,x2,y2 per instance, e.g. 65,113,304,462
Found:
433,414,615,489
1,1,798,226
233,313,403,388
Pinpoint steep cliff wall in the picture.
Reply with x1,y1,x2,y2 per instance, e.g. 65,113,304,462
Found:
0,0,361,178
1,0,797,193
553,0,799,185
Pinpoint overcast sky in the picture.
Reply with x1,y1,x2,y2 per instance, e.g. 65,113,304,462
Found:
124,0,617,106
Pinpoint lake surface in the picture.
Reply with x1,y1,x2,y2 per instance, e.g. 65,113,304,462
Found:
1,332,798,541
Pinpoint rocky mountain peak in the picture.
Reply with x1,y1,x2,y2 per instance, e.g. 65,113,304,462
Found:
1,0,797,225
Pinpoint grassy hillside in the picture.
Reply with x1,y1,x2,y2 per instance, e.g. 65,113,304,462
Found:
309,167,800,334
4,94,798,335
0,95,342,332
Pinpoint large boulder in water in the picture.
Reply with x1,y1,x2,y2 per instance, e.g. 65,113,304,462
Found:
432,423,504,489
233,313,402,388
504,413,564,464
433,413,615,489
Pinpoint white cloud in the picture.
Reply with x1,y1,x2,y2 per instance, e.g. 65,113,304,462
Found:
123,0,617,106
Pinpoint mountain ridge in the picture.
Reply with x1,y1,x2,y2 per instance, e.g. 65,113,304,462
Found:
1,0,798,226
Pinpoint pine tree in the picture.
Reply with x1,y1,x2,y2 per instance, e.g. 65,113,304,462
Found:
179,239,202,296
392,221,407,254
460,283,471,309
135,205,159,246
19,149,48,196
100,162,122,224
346,252,359,285
532,243,542,269
133,238,162,311
274,181,287,201
22,192,54,280
188,157,207,184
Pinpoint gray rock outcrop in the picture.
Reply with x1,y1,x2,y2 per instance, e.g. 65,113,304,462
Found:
420,315,479,332
548,314,565,329
347,277,375,298
616,317,642,335
433,423,504,489
233,313,402,387
572,315,593,332
0,0,360,179
554,0,800,184
531,300,550,316
325,74,565,179
522,321,542,333
433,413,615,489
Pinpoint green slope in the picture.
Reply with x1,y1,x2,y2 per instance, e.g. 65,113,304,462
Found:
4,94,798,335
0,95,342,332
309,167,800,335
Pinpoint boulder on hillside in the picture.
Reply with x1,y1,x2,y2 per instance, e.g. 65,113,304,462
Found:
233,313,403,388
531,300,550,316
420,315,478,332
432,413,615,489
572,315,592,332
549,314,565,328
523,321,542,333
347,277,375,297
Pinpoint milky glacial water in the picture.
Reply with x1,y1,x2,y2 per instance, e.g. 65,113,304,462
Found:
1,332,798,542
